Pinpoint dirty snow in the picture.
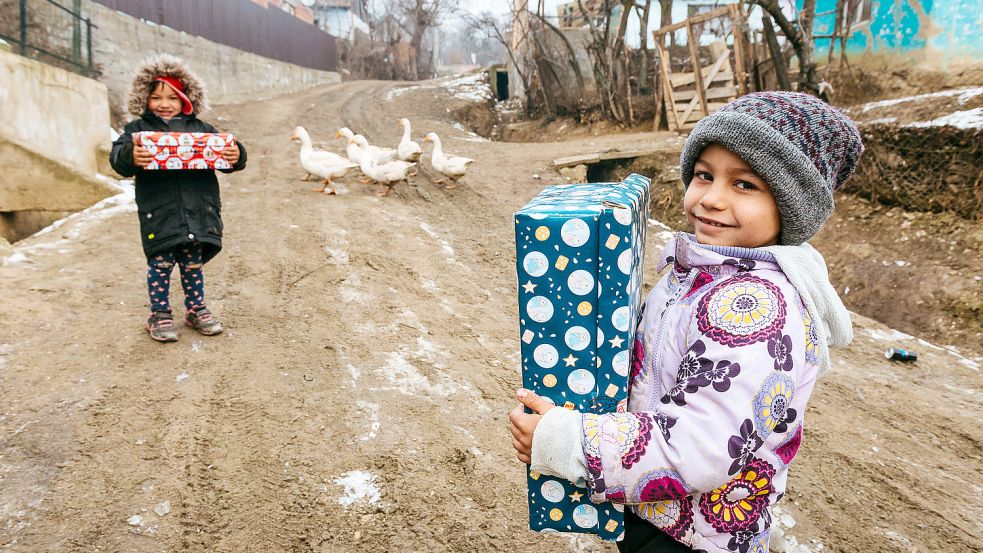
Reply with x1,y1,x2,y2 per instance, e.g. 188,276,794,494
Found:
380,350,459,397
864,328,980,371
355,401,381,441
2,177,135,266
334,470,381,507
419,222,456,257
857,87,983,112
905,107,983,130
865,117,898,125
385,72,492,103
770,504,825,553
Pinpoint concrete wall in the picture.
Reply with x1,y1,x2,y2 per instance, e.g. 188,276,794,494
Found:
81,0,341,124
0,49,109,173
811,0,983,61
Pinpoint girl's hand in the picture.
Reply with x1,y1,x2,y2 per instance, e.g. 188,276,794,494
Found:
222,143,240,165
509,388,554,464
131,135,153,168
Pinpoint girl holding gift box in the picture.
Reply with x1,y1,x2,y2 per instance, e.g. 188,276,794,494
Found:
511,92,862,553
110,54,246,342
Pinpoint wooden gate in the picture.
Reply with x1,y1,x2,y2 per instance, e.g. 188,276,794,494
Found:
652,4,751,132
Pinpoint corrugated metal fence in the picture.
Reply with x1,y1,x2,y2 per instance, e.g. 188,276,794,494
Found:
90,0,336,71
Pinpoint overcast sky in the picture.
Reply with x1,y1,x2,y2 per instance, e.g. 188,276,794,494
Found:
450,0,661,48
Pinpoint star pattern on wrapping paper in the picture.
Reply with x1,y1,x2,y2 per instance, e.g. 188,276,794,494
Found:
609,335,625,348
563,354,578,367
522,280,537,294
569,490,584,502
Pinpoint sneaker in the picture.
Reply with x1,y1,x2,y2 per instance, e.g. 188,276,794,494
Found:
147,311,178,342
185,307,223,336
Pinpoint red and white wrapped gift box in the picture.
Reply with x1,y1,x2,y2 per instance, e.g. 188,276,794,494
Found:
135,131,236,170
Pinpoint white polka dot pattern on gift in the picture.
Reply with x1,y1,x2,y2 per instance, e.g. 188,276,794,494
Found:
514,173,651,541
136,131,236,171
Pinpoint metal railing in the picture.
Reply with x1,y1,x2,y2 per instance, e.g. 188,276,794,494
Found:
0,0,98,77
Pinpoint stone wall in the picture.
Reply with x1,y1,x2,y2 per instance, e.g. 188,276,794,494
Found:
0,48,110,173
81,1,341,125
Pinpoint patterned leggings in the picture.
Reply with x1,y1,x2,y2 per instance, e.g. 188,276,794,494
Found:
147,243,206,313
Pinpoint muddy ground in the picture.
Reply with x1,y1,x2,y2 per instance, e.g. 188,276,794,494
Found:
1,77,981,552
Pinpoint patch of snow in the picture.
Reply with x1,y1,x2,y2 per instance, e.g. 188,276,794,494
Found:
856,86,983,112
340,274,368,304
420,276,439,292
419,222,456,257
865,117,898,125
176,371,189,383
127,514,143,526
450,122,491,143
442,72,494,102
864,328,913,342
904,107,983,130
770,505,823,553
866,328,980,371
2,178,135,266
347,364,360,389
355,401,380,441
335,470,381,507
325,247,349,264
154,501,170,517
381,351,458,397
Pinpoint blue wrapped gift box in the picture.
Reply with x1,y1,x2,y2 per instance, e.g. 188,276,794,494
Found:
513,173,651,541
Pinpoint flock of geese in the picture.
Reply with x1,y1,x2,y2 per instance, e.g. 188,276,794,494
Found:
290,119,475,197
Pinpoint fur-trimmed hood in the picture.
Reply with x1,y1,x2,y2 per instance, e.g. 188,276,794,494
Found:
127,54,208,118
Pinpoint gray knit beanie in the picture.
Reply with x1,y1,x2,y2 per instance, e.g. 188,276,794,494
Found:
679,91,864,246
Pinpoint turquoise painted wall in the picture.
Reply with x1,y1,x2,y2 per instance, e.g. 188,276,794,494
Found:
804,0,983,57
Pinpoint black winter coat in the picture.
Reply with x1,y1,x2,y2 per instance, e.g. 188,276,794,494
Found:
110,112,247,263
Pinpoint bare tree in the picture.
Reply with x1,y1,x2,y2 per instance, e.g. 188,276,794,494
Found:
750,0,820,95
462,10,546,115
660,0,674,48
634,0,653,91
392,0,448,80
580,0,636,124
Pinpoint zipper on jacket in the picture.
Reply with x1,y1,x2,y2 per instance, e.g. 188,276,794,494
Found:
649,268,698,406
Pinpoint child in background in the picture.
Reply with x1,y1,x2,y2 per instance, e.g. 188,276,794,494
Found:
110,54,246,342
511,92,862,552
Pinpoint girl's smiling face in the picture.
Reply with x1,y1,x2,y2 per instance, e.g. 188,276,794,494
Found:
147,81,183,119
684,144,781,248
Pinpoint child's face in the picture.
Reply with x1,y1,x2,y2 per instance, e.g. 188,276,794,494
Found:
147,82,183,119
684,144,781,248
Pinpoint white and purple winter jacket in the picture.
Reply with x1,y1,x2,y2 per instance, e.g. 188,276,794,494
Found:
533,233,850,553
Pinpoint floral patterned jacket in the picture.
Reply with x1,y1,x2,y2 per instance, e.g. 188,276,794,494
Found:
583,234,824,553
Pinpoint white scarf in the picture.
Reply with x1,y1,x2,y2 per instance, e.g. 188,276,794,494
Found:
762,243,853,377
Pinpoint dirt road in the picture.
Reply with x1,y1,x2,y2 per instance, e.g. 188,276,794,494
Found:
1,78,980,552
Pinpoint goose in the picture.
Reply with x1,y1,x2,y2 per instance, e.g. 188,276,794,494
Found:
359,156,416,197
291,126,357,194
397,118,423,162
353,135,398,164
423,132,474,188
335,127,364,164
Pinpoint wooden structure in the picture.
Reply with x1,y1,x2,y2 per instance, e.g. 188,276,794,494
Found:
552,148,663,169
652,4,751,132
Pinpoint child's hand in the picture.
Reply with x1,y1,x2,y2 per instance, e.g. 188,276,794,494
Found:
509,388,554,464
222,143,240,165
131,135,153,168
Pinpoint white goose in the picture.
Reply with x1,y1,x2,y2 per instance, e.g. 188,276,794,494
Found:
353,135,398,164
291,126,357,194
359,157,416,197
397,118,423,162
335,127,364,165
423,132,474,188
